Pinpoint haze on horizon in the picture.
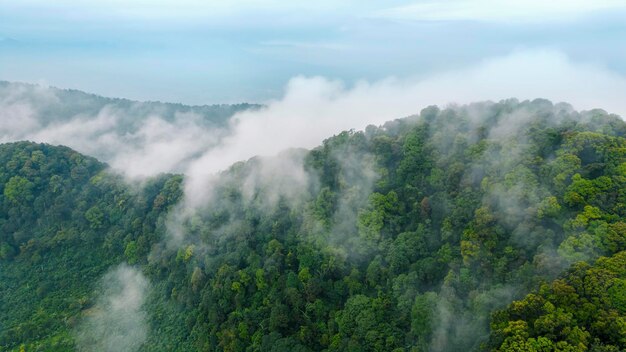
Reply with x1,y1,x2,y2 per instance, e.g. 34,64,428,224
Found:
1,0,626,105
2,0,626,185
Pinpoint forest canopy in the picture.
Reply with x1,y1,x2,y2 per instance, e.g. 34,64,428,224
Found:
1,98,626,351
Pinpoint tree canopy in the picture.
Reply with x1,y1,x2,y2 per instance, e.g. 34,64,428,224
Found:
2,99,626,351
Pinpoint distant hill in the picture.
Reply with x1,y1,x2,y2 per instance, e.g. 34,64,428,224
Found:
0,80,260,127
1,99,626,351
0,81,262,175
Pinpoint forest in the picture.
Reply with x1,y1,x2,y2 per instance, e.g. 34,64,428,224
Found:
1,98,626,351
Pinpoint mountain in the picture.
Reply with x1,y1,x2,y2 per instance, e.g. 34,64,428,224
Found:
0,81,259,127
0,81,261,176
2,99,626,351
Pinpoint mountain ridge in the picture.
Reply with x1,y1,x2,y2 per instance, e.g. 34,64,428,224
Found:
2,98,626,351
0,80,261,111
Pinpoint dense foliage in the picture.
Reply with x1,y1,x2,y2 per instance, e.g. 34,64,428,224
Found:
488,251,626,351
0,142,182,350
2,99,626,351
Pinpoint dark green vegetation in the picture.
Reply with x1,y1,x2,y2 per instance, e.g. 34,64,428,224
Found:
0,142,182,351
488,252,626,351
2,99,626,351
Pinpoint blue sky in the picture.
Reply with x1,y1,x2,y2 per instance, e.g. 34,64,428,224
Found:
1,0,625,104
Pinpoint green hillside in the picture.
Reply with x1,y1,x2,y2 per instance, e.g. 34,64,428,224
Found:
2,99,626,351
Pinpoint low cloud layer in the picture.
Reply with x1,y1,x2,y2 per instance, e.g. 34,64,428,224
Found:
74,264,150,352
182,49,626,205
0,83,237,177
178,49,626,184
1,49,626,206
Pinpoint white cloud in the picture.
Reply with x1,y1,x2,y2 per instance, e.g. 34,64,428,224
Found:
3,48,626,247
373,0,626,23
107,113,225,178
2,49,626,202
186,50,623,170
0,94,230,179
74,265,150,352
180,48,626,205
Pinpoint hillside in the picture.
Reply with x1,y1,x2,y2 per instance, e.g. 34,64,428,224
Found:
0,81,261,175
2,99,626,351
0,81,258,127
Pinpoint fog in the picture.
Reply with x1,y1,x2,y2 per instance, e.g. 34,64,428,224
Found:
2,50,624,194
74,264,150,352
3,47,625,352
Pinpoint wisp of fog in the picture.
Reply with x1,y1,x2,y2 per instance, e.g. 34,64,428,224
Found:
1,49,625,207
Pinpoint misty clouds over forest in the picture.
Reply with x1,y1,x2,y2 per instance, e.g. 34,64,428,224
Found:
2,1,626,351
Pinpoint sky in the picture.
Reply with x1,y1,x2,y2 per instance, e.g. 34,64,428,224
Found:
1,0,626,105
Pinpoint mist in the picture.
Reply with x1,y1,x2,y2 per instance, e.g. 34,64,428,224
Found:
181,49,626,208
3,48,625,256
74,264,150,352
0,81,245,178
3,48,626,241
2,50,625,193
3,1,625,349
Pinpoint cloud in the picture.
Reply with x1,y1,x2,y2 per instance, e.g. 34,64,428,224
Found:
373,0,626,23
0,84,233,178
104,113,225,178
2,49,626,204
17,109,226,178
183,49,626,201
74,264,150,352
